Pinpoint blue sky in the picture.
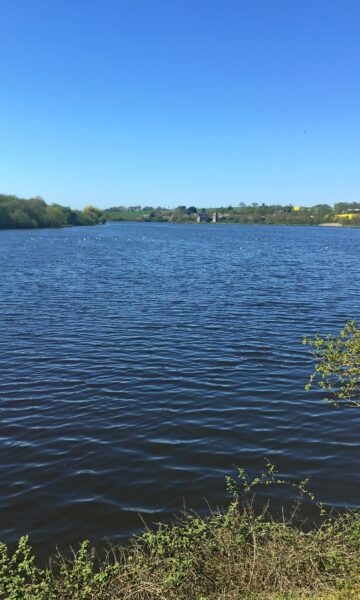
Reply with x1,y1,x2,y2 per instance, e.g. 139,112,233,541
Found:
1,0,359,209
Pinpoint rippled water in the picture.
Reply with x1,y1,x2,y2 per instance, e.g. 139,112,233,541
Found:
1,222,360,556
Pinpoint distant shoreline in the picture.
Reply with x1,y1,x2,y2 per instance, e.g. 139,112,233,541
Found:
105,219,351,228
104,203,360,227
2,194,360,229
1,220,354,231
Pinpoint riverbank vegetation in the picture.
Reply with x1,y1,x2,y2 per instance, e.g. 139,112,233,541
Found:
2,509,360,599
2,464,360,599
104,202,360,226
0,194,105,229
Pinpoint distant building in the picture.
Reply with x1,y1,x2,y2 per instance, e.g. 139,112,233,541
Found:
212,211,218,223
292,206,301,211
197,211,211,223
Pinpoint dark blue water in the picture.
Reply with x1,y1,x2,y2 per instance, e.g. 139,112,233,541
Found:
1,222,360,556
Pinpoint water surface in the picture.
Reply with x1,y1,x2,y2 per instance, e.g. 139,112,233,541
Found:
1,222,360,556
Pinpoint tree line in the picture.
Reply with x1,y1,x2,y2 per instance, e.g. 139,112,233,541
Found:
3,195,360,229
104,202,360,225
0,194,105,229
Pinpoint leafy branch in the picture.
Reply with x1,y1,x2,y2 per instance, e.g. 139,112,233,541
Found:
303,320,360,408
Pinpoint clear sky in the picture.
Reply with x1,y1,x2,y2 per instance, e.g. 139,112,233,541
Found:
1,0,359,209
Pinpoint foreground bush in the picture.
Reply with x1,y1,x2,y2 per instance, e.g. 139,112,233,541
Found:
1,503,360,599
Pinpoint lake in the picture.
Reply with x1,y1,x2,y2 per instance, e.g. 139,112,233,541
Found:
1,222,360,557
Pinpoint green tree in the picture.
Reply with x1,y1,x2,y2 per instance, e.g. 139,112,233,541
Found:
174,205,187,215
45,204,69,227
304,321,360,408
0,194,104,229
82,205,104,224
9,208,37,228
186,206,197,215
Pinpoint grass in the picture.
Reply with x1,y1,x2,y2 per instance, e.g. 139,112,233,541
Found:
105,211,152,221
